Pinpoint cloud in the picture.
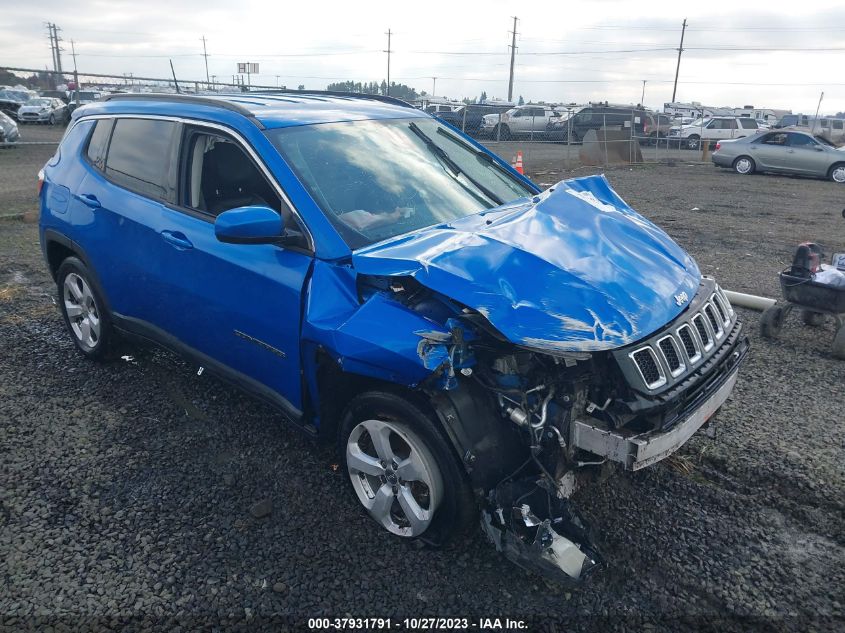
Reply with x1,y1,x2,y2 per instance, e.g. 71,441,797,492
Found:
3,0,844,111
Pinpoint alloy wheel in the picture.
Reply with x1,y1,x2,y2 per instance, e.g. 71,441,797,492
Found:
832,166,845,183
346,418,443,537
63,272,101,350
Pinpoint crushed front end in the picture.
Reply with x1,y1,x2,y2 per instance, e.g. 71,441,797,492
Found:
329,175,749,583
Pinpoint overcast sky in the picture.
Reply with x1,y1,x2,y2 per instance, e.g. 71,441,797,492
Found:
3,0,845,113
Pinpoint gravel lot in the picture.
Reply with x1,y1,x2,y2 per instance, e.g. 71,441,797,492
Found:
1,126,844,631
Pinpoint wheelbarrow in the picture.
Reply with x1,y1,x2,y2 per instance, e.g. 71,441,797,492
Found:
760,268,845,359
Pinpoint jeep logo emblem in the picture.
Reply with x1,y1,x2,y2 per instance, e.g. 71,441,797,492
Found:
674,291,689,306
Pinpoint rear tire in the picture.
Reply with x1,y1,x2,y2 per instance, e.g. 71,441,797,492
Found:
801,310,825,327
56,257,118,361
828,163,845,183
733,156,756,175
760,304,785,339
493,123,511,141
339,391,475,545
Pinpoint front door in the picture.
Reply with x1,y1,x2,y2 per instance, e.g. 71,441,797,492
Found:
151,125,313,415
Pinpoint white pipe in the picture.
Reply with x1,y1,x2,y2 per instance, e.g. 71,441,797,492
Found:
723,289,776,311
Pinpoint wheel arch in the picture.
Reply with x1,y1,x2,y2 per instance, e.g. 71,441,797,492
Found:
43,229,113,313
313,351,527,491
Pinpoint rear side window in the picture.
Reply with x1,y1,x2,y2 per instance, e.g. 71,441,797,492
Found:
105,118,176,201
739,119,757,129
833,120,844,130
85,119,113,170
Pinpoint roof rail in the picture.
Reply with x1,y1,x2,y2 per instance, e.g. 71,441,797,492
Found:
245,89,416,109
98,93,263,126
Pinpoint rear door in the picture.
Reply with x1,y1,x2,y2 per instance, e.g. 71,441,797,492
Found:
75,117,180,323
750,132,791,170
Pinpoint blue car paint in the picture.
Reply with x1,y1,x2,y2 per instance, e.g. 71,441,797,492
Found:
353,175,700,353
214,205,283,242
42,94,701,430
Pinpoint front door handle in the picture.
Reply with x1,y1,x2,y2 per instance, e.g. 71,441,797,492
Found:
74,193,101,209
160,230,194,250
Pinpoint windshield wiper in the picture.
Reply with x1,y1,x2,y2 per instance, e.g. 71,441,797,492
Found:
408,122,504,206
436,126,535,190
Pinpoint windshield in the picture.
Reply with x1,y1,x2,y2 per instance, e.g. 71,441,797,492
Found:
29,99,51,106
267,118,535,249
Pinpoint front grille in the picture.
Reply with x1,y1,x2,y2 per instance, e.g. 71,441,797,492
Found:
693,314,712,350
618,284,736,392
658,336,684,376
631,348,665,389
677,324,699,362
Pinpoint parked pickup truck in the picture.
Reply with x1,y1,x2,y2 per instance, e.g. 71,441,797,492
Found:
40,92,748,583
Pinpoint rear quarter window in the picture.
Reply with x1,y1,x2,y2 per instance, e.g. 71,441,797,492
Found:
85,119,113,170
105,118,176,201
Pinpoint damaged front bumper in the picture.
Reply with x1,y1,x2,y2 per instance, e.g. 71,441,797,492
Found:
572,335,748,471
480,480,604,584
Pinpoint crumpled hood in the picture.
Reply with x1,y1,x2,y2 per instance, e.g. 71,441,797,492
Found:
352,174,700,353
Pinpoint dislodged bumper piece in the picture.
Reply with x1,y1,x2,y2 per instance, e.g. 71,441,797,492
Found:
572,341,747,470
480,481,603,584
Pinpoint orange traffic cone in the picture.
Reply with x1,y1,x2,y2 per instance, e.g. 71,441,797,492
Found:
514,150,524,175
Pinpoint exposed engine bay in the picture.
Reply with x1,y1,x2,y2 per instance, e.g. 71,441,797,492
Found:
353,271,748,583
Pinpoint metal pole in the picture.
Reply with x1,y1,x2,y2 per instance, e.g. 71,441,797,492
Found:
201,36,210,86
671,19,687,103
507,16,518,102
170,59,181,94
461,105,467,133
385,29,392,96
640,80,647,105
812,91,824,134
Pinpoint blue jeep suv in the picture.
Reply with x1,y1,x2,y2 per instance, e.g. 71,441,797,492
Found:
39,92,747,582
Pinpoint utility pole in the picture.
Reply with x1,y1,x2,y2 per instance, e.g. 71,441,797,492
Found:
384,29,392,96
812,91,824,134
200,35,210,86
507,16,518,102
70,40,79,106
431,76,436,97
52,24,64,77
45,23,57,76
671,18,687,103
640,80,647,105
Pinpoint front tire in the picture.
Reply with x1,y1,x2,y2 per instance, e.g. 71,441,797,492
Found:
56,257,117,360
339,391,474,544
686,135,700,150
733,156,756,175
828,163,845,183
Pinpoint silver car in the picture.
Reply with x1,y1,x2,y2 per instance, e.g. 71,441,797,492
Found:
0,110,20,146
712,129,845,183
17,97,68,125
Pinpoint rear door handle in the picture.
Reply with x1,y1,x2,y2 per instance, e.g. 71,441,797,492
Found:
74,193,101,209
160,230,194,250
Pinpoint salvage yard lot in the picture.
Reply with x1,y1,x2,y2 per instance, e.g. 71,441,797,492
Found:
1,125,843,630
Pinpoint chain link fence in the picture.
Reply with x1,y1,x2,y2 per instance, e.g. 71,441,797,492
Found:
436,105,715,171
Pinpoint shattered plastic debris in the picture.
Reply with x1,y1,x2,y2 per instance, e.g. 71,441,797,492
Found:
480,480,603,584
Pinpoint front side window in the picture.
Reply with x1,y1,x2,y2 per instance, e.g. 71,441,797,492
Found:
181,128,288,220
105,118,176,201
788,133,818,148
267,118,534,249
